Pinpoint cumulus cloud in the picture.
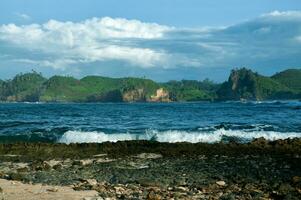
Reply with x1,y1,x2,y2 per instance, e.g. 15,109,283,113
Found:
0,17,173,69
0,11,301,80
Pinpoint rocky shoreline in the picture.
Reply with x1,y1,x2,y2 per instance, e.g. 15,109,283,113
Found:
0,138,301,199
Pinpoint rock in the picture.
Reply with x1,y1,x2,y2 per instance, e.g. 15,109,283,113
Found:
0,186,3,193
93,154,107,158
147,191,162,200
114,186,125,195
175,177,187,186
292,176,301,184
16,166,29,173
73,159,94,166
47,188,58,192
220,193,235,200
134,153,163,159
251,137,269,146
95,158,115,164
174,186,189,192
53,163,63,170
216,181,226,186
74,179,99,191
278,183,294,195
42,161,52,171
86,179,98,187
31,161,51,171
83,197,104,200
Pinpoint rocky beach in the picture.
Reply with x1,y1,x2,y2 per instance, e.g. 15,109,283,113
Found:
0,138,300,199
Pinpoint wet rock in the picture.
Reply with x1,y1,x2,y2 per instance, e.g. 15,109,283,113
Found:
251,137,269,146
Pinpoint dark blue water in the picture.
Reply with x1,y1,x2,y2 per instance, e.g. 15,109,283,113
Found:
0,101,300,143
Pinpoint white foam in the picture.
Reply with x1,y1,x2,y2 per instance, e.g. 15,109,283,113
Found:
58,129,301,144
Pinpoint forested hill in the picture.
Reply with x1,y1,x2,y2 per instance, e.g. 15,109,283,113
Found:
0,68,300,102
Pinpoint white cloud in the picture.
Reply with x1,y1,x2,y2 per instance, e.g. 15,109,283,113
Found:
263,10,301,18
14,13,31,20
0,12,301,79
0,17,173,69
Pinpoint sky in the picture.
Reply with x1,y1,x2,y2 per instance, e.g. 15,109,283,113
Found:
0,0,301,82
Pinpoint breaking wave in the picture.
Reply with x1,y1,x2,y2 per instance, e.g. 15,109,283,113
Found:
58,129,301,144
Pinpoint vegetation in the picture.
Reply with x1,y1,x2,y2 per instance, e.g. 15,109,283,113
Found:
0,71,46,102
163,79,219,101
39,76,161,102
271,69,301,92
217,68,300,101
0,68,300,102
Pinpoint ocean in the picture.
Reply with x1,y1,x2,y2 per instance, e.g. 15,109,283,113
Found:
0,101,300,143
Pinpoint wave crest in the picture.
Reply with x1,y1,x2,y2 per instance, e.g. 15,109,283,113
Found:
58,129,301,144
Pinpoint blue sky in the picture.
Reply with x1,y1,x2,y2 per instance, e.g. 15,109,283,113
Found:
0,0,301,81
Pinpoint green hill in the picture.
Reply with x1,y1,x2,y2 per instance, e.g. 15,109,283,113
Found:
163,80,218,101
0,68,300,102
271,69,301,92
217,68,299,101
40,76,161,102
4,72,46,102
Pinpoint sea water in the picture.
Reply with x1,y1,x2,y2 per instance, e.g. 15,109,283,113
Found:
0,101,300,143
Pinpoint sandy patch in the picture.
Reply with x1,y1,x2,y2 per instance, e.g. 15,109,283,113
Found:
0,179,98,200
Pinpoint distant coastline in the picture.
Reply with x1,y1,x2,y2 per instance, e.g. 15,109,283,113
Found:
0,68,300,103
